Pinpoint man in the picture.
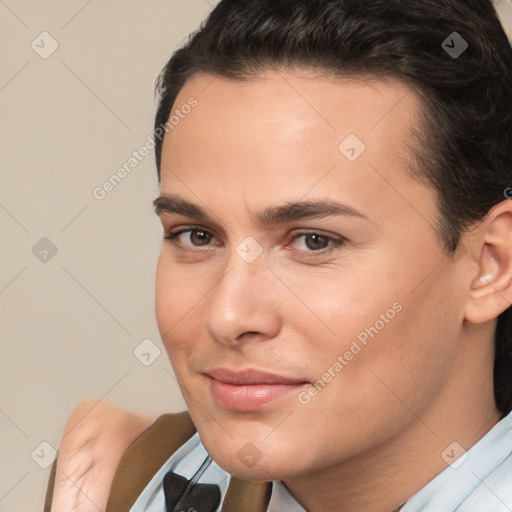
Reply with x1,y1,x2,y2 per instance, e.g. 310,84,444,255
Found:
45,0,512,510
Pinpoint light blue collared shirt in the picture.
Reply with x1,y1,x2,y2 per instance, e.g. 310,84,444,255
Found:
130,410,512,511
400,410,512,511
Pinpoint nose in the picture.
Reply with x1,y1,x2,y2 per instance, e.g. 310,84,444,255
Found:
204,254,282,347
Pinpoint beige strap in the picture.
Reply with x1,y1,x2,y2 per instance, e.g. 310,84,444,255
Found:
221,477,272,512
105,411,196,511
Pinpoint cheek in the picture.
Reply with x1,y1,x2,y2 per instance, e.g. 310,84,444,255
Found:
317,270,461,415
276,263,401,358
155,255,204,357
155,256,177,333
286,258,460,404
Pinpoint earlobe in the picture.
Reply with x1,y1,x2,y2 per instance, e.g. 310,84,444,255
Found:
465,201,512,324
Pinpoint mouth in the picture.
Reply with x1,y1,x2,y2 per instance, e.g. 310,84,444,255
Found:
204,367,309,411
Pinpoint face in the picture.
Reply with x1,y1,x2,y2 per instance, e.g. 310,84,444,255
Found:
154,70,466,481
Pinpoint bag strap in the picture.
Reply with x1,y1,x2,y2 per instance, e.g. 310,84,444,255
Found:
105,411,196,511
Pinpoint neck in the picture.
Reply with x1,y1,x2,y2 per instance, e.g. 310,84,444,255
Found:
284,326,502,512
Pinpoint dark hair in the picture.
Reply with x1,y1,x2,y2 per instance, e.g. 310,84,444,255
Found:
153,0,512,415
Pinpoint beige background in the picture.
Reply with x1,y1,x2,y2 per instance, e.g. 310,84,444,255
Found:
1,1,511,510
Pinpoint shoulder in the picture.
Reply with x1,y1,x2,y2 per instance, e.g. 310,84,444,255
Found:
58,399,156,469
47,400,155,512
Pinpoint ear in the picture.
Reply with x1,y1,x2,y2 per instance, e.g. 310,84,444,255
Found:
465,200,512,323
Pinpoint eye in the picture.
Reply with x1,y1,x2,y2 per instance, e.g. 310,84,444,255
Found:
164,227,216,248
163,227,344,258
287,231,344,254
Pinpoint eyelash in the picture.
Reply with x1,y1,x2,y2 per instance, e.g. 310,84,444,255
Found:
163,226,344,257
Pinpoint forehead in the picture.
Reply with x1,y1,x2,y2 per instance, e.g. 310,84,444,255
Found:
159,69,434,228
163,69,420,169
170,69,419,134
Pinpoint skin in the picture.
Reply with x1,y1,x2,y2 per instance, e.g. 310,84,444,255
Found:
153,69,512,512
50,400,153,512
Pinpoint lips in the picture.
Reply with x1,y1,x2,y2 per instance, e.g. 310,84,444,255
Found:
204,368,308,411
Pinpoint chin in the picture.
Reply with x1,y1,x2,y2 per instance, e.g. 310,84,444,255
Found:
187,402,320,479
196,431,308,482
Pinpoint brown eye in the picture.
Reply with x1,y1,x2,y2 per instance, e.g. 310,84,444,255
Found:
288,231,343,254
165,228,215,247
188,230,212,246
303,233,330,251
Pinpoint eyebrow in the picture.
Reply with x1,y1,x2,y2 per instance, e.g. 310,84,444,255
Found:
153,194,367,225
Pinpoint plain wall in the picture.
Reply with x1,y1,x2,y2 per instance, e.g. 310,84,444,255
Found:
1,1,511,510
